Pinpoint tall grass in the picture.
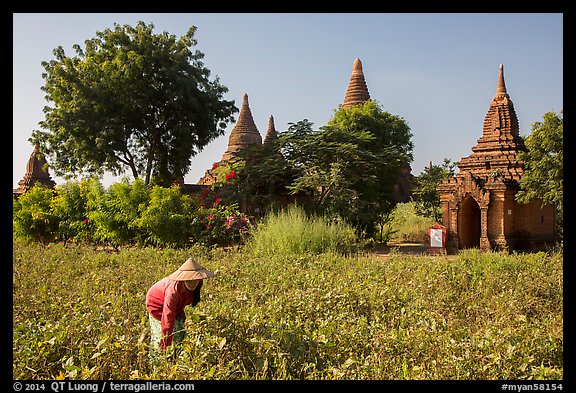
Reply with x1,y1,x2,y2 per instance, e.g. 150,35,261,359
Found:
387,202,435,243
249,205,360,256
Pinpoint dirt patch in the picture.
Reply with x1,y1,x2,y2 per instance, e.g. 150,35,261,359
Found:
370,242,429,256
366,242,458,260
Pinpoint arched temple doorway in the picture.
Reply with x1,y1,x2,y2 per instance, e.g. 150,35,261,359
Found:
458,195,481,249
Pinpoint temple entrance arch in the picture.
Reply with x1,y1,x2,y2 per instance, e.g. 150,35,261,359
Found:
458,195,481,249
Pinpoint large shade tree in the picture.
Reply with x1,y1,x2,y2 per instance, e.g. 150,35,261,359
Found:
31,21,237,185
316,100,413,235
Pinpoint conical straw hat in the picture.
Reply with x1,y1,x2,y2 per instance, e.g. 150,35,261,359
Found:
167,258,215,281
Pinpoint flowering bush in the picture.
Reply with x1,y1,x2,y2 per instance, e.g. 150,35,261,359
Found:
190,204,252,247
225,170,236,181
190,162,250,246
199,161,242,208
197,187,221,207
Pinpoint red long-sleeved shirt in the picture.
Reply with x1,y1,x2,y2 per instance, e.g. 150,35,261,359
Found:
145,277,203,349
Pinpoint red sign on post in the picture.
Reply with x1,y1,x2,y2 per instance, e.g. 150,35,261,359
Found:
427,223,446,254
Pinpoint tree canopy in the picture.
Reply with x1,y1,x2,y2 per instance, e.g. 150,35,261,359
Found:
315,100,413,234
516,111,563,234
32,21,237,185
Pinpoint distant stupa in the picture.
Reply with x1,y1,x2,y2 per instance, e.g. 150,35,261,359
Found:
13,143,56,198
198,93,263,185
221,93,262,162
263,115,278,145
342,58,371,108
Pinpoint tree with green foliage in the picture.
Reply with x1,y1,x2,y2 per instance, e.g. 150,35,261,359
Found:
279,100,413,236
32,21,237,186
224,136,298,215
516,111,563,236
412,158,456,222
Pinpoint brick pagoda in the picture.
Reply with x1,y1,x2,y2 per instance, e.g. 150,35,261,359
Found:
437,64,557,252
263,115,278,145
198,93,263,185
13,143,56,198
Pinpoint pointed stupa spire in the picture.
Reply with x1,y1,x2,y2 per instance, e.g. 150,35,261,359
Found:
25,143,53,182
234,94,260,135
342,58,370,108
264,115,278,144
222,93,262,161
27,143,41,172
455,63,522,178
495,64,509,98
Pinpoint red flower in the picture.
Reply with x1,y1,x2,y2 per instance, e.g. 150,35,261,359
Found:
212,162,219,170
83,219,89,223
225,171,236,180
215,198,221,205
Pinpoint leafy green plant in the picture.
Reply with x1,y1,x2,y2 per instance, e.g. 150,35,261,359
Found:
516,111,563,238
13,183,58,244
412,158,456,222
13,240,563,380
136,185,196,247
86,178,150,247
50,178,101,244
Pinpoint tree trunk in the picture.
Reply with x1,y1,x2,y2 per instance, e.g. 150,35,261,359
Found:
145,128,159,185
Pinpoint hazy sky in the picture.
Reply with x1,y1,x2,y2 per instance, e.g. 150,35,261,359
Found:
13,13,563,189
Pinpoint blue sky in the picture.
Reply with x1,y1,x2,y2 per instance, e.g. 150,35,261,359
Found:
13,13,563,189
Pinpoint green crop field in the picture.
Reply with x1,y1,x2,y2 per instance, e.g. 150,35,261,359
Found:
13,238,562,380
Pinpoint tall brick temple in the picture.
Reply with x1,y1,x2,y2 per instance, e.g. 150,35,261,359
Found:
220,93,263,163
437,65,557,252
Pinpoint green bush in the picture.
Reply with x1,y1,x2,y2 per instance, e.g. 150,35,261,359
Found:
87,178,150,247
13,183,58,243
136,185,196,247
249,205,360,256
50,178,102,243
13,177,255,249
